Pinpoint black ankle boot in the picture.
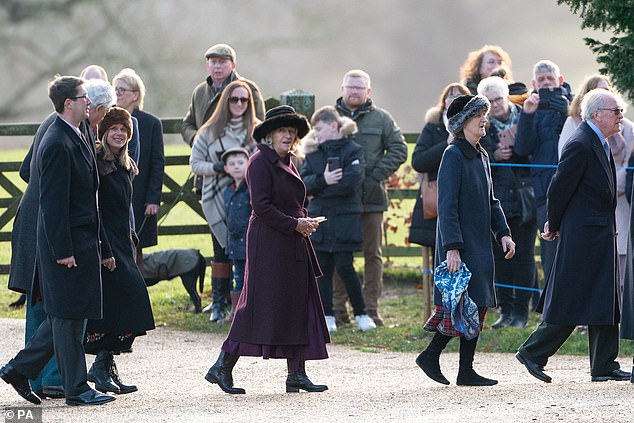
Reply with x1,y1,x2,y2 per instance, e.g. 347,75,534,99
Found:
286,361,328,393
416,332,451,385
88,351,121,393
415,351,450,385
205,351,245,394
109,359,137,394
456,337,497,386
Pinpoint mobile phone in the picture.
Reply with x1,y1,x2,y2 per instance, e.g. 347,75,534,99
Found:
537,87,563,109
326,156,341,171
313,216,327,223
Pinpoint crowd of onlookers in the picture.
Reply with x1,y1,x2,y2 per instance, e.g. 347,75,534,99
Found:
2,41,634,405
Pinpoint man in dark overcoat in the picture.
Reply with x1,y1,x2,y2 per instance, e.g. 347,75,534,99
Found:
516,89,630,383
0,76,115,406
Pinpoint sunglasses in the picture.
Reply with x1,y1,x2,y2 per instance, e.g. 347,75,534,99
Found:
229,96,249,104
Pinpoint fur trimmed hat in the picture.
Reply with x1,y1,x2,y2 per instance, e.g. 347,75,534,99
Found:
446,95,490,136
252,105,310,142
98,106,132,141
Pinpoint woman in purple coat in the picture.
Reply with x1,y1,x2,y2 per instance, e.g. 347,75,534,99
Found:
205,106,329,394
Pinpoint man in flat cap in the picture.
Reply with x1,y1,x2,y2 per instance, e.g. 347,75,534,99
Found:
181,43,265,146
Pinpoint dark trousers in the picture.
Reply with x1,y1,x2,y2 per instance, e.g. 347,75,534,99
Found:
211,231,230,264
492,217,536,317
10,315,90,397
519,321,620,376
316,251,366,316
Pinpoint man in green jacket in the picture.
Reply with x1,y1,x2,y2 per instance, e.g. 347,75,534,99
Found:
333,69,407,326
181,43,265,146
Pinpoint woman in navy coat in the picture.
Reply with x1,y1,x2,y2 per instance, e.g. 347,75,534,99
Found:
416,95,515,386
113,68,165,262
205,106,330,394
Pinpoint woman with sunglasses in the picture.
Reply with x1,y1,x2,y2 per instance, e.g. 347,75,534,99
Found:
190,80,260,322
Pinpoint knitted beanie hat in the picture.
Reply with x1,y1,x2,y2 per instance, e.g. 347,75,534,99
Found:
446,95,490,136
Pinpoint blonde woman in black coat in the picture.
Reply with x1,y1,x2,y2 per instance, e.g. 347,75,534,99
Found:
85,108,155,395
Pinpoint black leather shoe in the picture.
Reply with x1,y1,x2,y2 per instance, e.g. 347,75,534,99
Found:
591,368,631,382
0,364,41,404
515,351,551,383
415,351,450,385
42,385,65,399
65,388,115,406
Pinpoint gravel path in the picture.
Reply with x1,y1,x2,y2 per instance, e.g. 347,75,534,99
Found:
0,318,633,422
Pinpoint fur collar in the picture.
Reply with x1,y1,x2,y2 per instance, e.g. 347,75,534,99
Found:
300,117,357,155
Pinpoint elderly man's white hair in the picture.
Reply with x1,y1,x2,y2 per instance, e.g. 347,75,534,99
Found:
581,89,626,121
477,76,509,97
85,79,116,108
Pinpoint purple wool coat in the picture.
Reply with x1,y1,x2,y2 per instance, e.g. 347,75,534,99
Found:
226,144,329,346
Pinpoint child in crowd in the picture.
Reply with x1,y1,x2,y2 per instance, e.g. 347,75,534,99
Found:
300,105,376,332
219,147,251,324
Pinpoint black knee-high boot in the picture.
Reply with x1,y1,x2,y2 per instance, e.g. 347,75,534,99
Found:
456,336,497,386
416,332,452,385
210,262,231,322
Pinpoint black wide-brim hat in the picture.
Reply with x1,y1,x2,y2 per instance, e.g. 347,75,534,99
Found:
252,105,310,142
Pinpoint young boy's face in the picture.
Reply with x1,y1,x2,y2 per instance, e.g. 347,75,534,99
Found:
224,154,248,181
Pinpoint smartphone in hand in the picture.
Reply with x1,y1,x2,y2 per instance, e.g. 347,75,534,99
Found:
327,156,341,171
537,86,563,109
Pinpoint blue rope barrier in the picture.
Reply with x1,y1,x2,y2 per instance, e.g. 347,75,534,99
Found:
421,269,544,293
490,162,634,171
495,283,543,293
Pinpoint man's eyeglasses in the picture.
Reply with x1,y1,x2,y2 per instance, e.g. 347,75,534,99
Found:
598,107,624,115
229,96,249,104
488,97,505,105
115,87,136,95
344,86,367,91
70,95,88,101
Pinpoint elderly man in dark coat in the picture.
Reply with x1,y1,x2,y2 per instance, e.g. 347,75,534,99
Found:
0,76,114,406
205,106,329,395
516,89,630,383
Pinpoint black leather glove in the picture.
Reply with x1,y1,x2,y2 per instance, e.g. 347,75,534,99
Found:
213,161,226,174
549,95,569,115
